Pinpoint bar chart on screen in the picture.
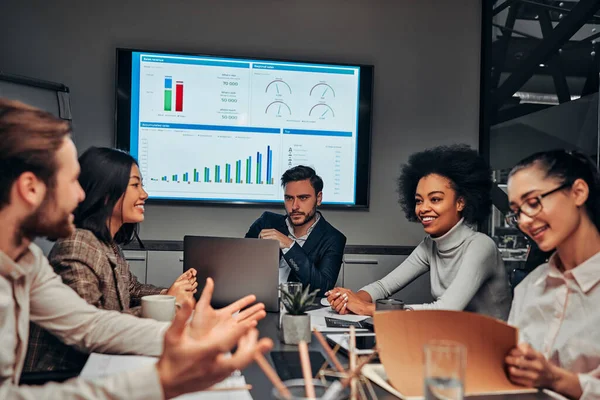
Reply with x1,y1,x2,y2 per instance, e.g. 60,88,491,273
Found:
138,126,281,201
138,58,251,126
162,76,185,112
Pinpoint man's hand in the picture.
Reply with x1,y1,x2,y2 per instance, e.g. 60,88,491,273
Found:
156,280,273,399
258,229,293,249
325,288,375,316
165,268,198,304
189,277,267,341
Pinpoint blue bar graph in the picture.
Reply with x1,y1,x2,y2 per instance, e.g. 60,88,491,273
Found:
257,152,262,183
164,77,172,89
266,146,272,183
154,144,275,185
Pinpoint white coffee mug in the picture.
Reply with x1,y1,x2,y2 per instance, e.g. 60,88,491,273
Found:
141,295,177,321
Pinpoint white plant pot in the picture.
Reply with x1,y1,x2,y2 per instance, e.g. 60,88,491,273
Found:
281,313,311,345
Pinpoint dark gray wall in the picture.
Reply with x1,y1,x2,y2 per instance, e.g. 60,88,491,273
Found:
0,0,481,245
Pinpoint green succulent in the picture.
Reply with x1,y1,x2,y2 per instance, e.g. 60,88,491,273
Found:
280,284,319,315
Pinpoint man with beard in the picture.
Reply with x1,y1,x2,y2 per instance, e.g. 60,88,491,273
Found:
246,165,346,294
0,98,271,399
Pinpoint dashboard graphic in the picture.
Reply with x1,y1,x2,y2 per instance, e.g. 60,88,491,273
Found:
125,51,366,204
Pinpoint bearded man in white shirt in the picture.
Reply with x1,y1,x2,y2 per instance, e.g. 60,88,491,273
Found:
0,98,272,400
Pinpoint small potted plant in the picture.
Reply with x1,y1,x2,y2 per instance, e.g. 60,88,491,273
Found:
280,284,319,345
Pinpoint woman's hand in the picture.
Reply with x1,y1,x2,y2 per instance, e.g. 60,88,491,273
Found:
505,342,582,399
166,268,198,303
505,343,557,388
324,288,375,316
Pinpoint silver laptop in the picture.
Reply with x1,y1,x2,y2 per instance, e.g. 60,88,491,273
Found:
183,235,280,312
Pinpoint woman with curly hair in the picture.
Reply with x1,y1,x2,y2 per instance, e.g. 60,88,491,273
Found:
326,144,512,320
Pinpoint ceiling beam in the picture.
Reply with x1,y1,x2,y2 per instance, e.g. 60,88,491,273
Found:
493,0,600,107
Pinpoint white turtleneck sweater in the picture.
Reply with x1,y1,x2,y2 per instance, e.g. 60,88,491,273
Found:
360,219,512,320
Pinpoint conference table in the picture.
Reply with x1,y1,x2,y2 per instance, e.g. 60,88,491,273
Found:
243,312,553,400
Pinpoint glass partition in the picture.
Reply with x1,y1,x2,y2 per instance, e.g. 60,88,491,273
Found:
482,1,600,276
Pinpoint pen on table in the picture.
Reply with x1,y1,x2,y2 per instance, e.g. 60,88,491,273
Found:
299,340,316,399
349,326,357,400
312,328,345,373
254,352,292,400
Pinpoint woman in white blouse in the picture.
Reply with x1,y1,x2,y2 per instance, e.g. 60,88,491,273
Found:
505,150,600,399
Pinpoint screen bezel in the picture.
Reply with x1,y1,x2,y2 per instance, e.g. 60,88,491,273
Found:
115,47,373,209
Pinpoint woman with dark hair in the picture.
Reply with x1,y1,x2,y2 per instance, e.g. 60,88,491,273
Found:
326,144,511,319
24,147,197,372
504,150,600,399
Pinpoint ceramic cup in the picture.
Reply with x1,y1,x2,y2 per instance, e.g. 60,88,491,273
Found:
141,295,178,321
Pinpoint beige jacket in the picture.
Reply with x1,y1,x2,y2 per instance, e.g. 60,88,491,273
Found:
0,244,169,400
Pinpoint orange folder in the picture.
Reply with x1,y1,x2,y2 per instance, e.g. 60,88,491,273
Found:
371,310,537,398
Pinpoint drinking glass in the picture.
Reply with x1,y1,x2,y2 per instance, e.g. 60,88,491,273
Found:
423,340,466,400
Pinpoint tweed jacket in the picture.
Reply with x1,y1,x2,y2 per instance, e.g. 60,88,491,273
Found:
23,228,164,372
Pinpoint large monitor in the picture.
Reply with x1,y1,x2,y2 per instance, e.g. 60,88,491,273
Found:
115,48,373,208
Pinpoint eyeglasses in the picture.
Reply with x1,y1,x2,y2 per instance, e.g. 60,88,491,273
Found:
505,183,571,227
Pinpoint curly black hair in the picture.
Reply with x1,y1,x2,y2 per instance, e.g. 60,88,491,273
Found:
397,144,493,225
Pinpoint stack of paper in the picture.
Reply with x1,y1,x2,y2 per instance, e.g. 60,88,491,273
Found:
81,353,252,400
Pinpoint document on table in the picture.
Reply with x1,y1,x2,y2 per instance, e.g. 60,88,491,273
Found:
81,353,253,400
369,310,538,398
308,306,369,332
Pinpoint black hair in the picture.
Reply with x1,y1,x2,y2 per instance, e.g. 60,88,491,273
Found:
74,147,140,245
280,165,324,195
398,144,493,225
509,149,600,231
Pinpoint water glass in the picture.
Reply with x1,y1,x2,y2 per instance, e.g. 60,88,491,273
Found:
423,340,466,400
279,282,302,328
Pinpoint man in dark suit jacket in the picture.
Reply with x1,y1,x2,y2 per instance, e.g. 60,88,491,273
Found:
245,166,346,295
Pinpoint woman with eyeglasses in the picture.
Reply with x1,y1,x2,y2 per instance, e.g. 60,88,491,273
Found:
24,147,198,373
505,150,600,399
326,145,512,319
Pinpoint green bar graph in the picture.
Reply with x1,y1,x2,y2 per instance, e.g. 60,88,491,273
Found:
246,159,250,184
164,90,172,111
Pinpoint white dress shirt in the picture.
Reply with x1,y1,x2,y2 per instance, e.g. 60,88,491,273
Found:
0,244,169,400
279,213,321,283
509,250,600,399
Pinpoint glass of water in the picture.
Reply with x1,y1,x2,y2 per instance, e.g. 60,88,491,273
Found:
279,282,302,328
423,340,466,400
